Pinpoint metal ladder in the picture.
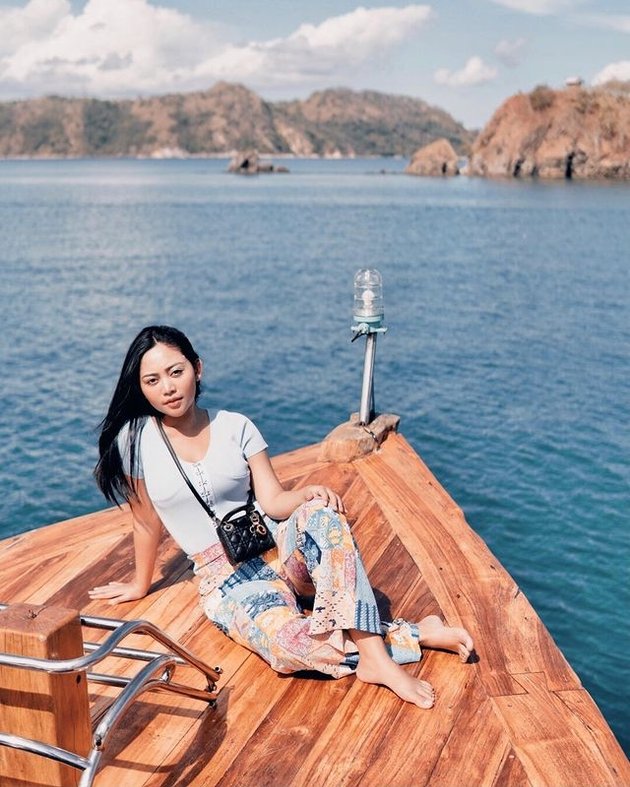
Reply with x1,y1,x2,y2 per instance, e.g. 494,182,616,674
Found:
0,604,222,786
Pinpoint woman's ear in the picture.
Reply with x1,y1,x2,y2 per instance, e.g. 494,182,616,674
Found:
195,358,203,381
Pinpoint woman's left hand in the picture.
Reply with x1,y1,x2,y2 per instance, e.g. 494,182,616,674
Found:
303,485,345,513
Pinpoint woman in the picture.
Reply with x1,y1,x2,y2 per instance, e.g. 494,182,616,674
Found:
91,325,473,709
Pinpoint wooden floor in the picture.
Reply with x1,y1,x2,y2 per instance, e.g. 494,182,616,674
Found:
0,431,628,786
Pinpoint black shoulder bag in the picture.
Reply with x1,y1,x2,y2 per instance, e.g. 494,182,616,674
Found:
156,419,275,566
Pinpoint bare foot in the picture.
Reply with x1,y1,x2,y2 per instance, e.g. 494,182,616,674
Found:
418,615,474,662
356,659,435,709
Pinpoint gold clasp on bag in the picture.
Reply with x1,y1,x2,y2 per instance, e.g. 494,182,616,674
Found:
248,510,268,536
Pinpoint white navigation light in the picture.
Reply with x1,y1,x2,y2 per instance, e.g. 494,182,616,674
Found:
353,268,383,324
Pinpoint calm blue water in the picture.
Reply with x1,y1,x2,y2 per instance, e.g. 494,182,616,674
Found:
1,158,628,751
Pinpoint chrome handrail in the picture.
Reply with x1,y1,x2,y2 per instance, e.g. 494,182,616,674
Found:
0,733,89,770
0,611,221,685
0,604,222,786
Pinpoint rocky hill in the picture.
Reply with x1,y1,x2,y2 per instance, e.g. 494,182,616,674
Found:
469,83,630,179
0,82,473,159
405,138,460,176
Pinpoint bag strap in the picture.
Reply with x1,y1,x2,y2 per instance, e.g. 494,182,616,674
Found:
155,418,253,526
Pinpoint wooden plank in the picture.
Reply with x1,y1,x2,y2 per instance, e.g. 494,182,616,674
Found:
0,551,70,600
140,653,292,786
346,480,395,573
296,462,358,504
271,442,327,479
357,441,580,695
332,656,476,786
111,621,260,785
94,693,210,787
45,532,187,611
0,506,130,565
491,672,626,786
427,692,515,786
493,748,531,787
289,675,411,786
356,452,525,697
131,702,227,787
382,436,580,693
555,689,630,784
216,674,352,787
373,519,442,625
1,533,131,606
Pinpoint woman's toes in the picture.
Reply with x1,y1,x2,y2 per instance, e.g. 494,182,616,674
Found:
459,632,474,661
417,689,434,708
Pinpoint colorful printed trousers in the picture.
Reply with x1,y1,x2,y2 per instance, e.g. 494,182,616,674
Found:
192,499,422,678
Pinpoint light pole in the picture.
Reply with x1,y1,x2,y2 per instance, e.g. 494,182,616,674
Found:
352,269,387,425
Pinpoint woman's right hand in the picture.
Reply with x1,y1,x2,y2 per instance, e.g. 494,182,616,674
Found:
88,581,148,605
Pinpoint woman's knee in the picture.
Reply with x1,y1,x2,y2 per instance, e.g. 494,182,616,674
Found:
294,499,349,533
294,497,333,518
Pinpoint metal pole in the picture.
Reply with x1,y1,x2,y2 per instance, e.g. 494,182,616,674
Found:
359,332,377,425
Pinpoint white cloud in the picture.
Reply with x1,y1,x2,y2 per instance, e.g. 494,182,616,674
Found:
592,61,630,85
187,5,435,87
489,0,584,15
0,1,434,98
577,14,630,34
0,0,70,57
434,57,498,87
0,0,217,95
494,37,527,66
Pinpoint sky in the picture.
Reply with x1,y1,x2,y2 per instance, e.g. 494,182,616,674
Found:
0,0,628,129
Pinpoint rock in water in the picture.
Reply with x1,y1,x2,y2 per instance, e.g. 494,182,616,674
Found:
405,138,460,176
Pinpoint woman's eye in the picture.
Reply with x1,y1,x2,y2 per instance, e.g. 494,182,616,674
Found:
172,368,183,376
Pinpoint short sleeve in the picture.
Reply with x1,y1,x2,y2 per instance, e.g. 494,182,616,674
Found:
237,414,268,458
116,421,145,479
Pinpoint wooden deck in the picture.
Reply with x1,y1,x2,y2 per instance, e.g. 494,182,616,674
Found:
0,430,628,786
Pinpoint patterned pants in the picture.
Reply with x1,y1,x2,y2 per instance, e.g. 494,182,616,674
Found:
192,499,422,678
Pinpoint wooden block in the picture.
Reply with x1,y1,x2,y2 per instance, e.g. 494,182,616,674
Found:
0,604,91,787
318,413,400,463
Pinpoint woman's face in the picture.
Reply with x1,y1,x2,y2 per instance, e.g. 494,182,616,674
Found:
139,342,201,419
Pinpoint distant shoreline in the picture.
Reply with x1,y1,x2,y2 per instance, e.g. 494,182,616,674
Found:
0,152,408,162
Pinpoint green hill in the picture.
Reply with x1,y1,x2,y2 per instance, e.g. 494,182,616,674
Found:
0,82,473,158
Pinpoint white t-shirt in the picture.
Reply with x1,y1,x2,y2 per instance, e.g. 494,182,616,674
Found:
117,410,268,556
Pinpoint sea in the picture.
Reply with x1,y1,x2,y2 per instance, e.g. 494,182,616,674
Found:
1,157,628,753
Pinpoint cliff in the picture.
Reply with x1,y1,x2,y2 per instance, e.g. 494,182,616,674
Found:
0,82,473,159
469,83,630,179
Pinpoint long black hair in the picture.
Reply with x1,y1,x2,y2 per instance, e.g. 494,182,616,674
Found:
94,325,201,505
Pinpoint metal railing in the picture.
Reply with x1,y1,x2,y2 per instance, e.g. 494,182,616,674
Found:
0,604,222,786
